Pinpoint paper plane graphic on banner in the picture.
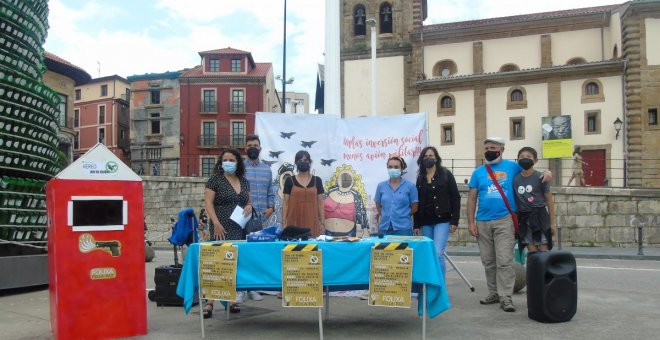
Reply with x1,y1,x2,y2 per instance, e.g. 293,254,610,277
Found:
300,141,317,148
320,159,337,166
262,160,278,166
280,132,296,139
269,151,285,158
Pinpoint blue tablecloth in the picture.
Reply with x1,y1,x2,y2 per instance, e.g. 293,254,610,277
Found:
176,237,451,318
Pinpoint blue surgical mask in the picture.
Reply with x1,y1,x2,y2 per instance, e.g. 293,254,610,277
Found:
388,168,401,179
222,161,237,174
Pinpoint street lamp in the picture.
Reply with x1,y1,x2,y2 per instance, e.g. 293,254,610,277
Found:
276,75,294,112
366,18,377,117
613,117,623,140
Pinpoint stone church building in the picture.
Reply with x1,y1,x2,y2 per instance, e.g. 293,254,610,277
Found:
340,0,660,188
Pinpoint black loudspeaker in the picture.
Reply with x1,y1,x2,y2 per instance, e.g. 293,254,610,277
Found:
526,251,577,323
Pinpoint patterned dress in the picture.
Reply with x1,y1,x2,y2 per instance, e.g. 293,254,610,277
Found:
206,172,251,240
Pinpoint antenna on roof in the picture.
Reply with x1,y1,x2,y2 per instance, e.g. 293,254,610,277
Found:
97,61,100,78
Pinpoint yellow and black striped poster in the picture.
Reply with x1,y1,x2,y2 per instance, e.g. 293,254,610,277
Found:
199,243,238,301
369,243,413,308
281,244,323,307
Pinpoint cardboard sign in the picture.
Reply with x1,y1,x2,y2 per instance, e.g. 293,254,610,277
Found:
199,243,238,301
369,243,413,308
281,244,323,307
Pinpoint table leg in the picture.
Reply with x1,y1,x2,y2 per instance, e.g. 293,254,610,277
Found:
324,286,330,320
422,284,427,340
318,308,324,339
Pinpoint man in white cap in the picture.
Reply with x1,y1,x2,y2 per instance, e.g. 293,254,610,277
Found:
467,137,550,312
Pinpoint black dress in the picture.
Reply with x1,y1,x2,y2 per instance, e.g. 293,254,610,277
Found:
206,172,251,240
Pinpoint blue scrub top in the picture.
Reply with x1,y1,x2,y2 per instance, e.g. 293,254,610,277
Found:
374,178,418,230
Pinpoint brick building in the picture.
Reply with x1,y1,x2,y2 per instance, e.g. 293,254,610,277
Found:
73,75,130,163
179,48,278,176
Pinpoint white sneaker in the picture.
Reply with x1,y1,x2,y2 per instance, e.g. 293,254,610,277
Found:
248,291,263,301
235,291,246,303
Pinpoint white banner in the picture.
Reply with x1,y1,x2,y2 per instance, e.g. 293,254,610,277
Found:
256,112,427,236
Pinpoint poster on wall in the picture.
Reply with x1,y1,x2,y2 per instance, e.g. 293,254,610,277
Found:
255,112,427,236
541,115,573,158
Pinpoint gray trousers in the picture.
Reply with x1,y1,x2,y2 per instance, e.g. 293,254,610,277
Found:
477,215,516,298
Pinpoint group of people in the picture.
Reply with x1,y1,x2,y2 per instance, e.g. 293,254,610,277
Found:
200,133,556,317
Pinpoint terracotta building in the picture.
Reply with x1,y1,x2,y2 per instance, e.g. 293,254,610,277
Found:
43,52,91,163
73,75,131,163
179,48,278,176
339,1,660,188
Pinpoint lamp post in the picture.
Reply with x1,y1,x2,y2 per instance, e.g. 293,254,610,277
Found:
282,0,287,113
366,18,377,117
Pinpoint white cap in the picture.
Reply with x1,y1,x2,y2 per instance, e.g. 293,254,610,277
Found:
483,137,505,145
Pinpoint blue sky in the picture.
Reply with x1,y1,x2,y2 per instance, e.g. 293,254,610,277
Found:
44,0,623,112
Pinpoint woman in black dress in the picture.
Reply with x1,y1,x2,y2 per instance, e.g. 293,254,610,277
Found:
203,148,253,317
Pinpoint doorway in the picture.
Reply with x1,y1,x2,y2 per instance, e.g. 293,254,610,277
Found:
581,149,606,186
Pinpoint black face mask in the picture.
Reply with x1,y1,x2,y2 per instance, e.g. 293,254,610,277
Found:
423,158,436,169
518,158,534,170
247,147,260,160
296,161,310,172
484,151,501,162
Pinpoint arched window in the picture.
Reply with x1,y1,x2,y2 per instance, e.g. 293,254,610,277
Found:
585,82,599,95
507,87,527,110
353,5,366,36
440,96,453,109
567,57,587,65
379,3,393,34
437,93,456,116
499,64,520,72
581,79,605,103
510,90,524,102
432,60,458,77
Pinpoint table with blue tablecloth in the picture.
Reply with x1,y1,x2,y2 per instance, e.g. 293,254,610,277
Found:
176,237,451,318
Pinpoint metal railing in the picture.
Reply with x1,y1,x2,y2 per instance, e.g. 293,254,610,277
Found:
196,134,245,148
228,101,246,113
200,101,217,113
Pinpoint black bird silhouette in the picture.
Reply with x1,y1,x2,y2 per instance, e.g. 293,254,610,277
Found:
262,160,278,166
320,159,337,166
269,151,284,158
280,132,296,139
300,140,317,148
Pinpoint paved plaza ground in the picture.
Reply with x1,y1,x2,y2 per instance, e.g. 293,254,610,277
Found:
1,247,660,339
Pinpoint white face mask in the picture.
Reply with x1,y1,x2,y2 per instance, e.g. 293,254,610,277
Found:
388,168,402,179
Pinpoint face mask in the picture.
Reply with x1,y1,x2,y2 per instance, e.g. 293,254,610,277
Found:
296,161,310,172
423,158,436,169
388,168,402,179
518,158,534,170
222,161,237,174
246,147,260,160
484,150,502,164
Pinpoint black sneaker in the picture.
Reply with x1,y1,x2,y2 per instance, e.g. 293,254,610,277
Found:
500,298,516,312
479,293,500,305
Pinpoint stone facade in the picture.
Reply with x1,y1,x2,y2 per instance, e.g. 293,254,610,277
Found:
143,177,659,248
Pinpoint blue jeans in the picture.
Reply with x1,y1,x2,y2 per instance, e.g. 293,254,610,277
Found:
421,222,450,277
381,228,413,236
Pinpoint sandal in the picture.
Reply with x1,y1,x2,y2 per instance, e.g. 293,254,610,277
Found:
203,303,213,319
229,303,241,313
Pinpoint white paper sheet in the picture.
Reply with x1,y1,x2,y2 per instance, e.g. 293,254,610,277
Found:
230,205,250,229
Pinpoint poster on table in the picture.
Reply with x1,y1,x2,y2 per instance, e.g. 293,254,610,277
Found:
281,244,323,307
255,112,427,236
199,243,238,301
368,243,413,308
541,115,573,158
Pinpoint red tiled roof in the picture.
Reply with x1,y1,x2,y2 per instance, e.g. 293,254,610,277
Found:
45,51,88,73
414,4,621,33
198,47,250,55
180,63,272,78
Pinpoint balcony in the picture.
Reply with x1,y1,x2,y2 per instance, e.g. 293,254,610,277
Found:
197,134,246,148
200,101,217,113
228,101,246,113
